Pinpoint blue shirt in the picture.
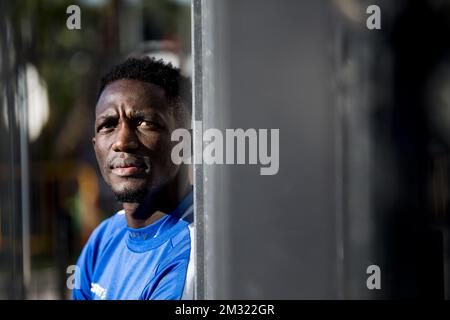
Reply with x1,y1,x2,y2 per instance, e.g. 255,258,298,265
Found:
72,190,194,300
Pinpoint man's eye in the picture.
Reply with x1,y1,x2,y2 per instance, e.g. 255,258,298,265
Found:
137,120,160,129
98,121,116,132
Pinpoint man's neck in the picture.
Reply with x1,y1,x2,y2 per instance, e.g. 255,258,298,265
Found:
123,172,191,229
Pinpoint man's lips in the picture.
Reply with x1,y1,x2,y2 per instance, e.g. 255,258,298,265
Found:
111,165,146,177
109,156,151,177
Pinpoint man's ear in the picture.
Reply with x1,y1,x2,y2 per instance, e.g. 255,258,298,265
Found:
92,137,96,147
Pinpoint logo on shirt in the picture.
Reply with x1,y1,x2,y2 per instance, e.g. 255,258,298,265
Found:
90,282,107,300
129,232,153,240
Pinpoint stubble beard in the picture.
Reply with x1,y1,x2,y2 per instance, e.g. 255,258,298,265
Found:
113,185,148,203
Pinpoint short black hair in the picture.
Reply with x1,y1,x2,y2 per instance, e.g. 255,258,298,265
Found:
98,57,191,119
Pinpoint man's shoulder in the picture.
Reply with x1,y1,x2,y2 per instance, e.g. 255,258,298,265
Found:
169,220,191,250
156,218,192,271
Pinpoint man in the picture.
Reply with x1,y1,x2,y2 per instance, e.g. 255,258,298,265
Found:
73,57,194,300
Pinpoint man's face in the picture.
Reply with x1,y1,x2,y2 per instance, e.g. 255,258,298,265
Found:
93,79,179,202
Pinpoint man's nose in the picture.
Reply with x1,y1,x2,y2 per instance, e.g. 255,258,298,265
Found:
112,121,139,152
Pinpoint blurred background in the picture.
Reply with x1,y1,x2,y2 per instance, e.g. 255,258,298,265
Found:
0,0,191,299
3,0,450,300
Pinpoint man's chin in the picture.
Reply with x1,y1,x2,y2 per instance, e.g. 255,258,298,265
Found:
113,187,148,203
